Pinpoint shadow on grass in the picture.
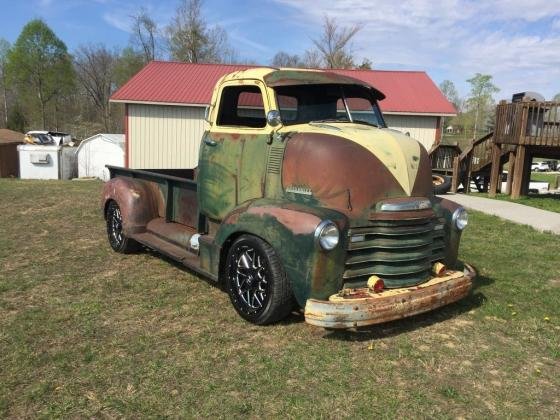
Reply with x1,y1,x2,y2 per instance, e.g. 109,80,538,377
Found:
141,247,222,288
135,247,495,339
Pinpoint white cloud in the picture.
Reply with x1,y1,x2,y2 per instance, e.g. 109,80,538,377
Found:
103,11,132,33
272,0,560,98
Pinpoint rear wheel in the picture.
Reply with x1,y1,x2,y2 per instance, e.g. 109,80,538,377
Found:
106,201,141,253
225,235,293,325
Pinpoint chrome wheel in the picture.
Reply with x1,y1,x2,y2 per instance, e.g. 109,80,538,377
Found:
228,244,270,315
107,201,124,249
225,235,294,325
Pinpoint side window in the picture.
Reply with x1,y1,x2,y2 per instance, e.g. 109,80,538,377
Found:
217,85,266,128
277,94,298,123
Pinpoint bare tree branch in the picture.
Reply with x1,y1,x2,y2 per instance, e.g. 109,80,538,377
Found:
311,16,362,69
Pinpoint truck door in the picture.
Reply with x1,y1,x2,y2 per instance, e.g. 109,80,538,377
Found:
198,80,273,221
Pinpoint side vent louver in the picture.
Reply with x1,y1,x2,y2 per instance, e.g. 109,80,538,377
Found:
267,145,284,174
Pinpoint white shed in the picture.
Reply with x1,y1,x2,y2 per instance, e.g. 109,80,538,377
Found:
76,134,124,181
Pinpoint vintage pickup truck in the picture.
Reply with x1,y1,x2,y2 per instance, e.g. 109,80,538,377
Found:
102,67,474,329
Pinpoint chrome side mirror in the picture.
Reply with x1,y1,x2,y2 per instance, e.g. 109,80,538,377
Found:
204,106,212,124
267,110,282,127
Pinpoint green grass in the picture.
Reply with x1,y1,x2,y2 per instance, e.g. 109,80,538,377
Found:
483,192,560,213
1,179,559,418
531,172,560,187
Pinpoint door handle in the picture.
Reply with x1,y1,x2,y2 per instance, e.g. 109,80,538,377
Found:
204,138,217,147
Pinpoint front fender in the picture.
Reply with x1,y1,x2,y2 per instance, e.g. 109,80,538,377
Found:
215,200,349,307
433,197,464,268
101,177,160,235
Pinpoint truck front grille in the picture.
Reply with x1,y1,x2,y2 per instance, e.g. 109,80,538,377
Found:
344,217,445,289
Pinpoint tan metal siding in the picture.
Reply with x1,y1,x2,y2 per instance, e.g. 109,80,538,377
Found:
128,104,206,169
384,115,438,151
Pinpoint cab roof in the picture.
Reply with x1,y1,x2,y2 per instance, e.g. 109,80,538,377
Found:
220,67,385,99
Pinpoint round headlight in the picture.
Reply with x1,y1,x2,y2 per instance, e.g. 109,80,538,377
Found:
453,208,468,230
315,220,340,251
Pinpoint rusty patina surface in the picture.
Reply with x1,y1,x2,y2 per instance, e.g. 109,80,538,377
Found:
282,132,433,222
214,199,348,305
305,264,475,329
102,67,473,327
102,177,158,235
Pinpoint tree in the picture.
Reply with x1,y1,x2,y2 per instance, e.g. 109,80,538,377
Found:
271,51,303,67
357,58,373,70
302,50,322,68
439,80,461,134
439,80,460,109
310,16,361,69
74,44,118,131
0,39,10,128
114,47,145,88
466,73,499,138
553,93,560,102
166,0,234,63
131,8,159,62
7,105,26,132
6,20,74,129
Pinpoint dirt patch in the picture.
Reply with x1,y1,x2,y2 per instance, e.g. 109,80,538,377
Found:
549,279,560,288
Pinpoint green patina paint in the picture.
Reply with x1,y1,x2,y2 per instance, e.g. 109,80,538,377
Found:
113,69,466,309
214,199,348,305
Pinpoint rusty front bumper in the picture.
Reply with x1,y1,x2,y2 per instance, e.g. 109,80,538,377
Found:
304,265,476,329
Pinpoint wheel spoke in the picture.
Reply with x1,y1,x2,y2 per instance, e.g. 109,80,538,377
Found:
253,293,262,308
239,252,251,269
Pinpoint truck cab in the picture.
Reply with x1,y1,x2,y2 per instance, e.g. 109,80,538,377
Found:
102,67,474,329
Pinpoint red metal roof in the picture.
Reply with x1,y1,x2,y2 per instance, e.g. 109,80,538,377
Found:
111,61,456,115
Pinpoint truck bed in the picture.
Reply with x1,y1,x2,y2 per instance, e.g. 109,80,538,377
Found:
106,165,216,279
107,165,201,228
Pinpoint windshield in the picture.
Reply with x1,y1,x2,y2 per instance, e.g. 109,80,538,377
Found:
273,84,386,127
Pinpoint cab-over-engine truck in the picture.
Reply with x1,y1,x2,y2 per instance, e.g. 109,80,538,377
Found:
102,68,474,329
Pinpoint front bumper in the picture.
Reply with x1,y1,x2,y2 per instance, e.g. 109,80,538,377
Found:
304,264,476,329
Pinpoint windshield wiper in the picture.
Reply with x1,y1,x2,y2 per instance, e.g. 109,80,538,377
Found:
309,118,350,124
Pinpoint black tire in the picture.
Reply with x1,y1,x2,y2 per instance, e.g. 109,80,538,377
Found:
224,235,293,325
433,174,452,194
106,201,141,253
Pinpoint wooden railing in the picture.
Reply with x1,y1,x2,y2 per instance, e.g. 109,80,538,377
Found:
429,144,460,174
451,132,495,193
495,101,560,147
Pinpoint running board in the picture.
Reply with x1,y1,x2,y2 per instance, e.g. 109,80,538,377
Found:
131,232,218,282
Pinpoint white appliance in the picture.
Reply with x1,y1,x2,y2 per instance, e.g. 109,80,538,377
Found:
18,144,76,180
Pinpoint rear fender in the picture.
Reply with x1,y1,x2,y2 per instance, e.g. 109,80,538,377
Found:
101,177,159,235
214,200,349,307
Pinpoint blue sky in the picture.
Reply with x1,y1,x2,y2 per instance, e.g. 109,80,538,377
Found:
1,0,560,100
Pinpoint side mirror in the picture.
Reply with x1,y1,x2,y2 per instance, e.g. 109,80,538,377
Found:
267,110,282,127
204,106,212,125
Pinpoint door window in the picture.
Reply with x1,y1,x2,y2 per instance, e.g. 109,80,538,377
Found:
217,85,266,128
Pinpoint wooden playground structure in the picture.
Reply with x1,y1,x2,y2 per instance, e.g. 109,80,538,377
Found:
430,97,560,198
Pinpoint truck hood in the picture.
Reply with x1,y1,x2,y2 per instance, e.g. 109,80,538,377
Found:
280,123,433,219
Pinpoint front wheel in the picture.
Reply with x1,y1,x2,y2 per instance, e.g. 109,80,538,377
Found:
225,235,293,325
106,201,141,253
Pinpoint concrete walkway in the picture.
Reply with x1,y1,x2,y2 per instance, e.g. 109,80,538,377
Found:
440,194,560,235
